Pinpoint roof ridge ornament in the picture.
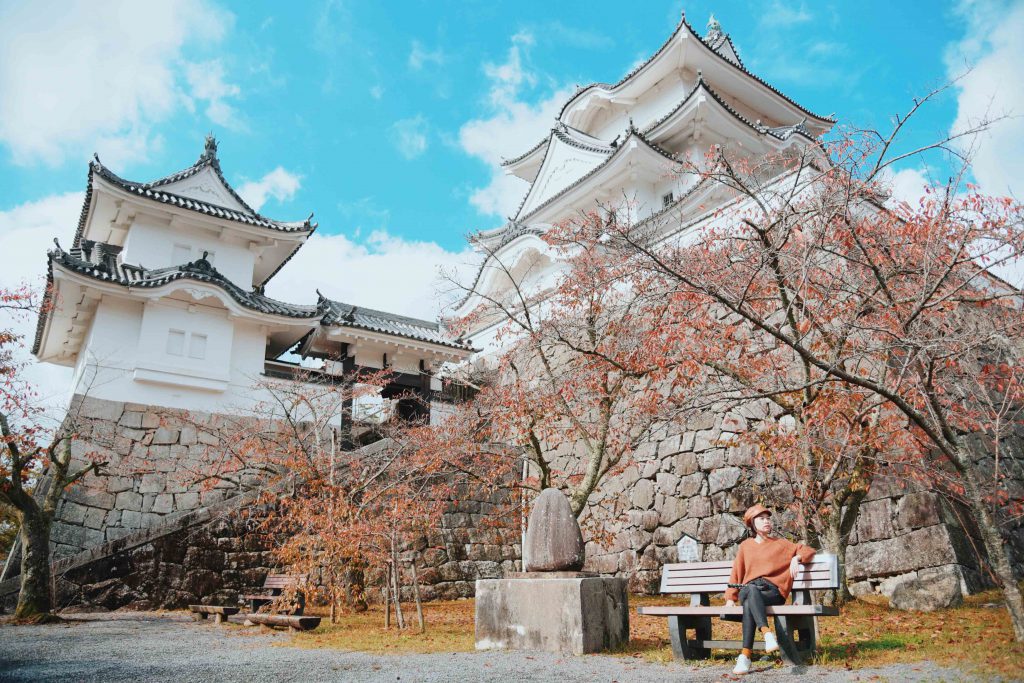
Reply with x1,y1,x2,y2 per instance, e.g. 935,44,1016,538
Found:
706,13,723,41
201,133,219,163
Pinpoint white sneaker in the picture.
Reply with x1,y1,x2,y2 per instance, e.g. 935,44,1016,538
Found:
732,653,751,675
764,631,779,653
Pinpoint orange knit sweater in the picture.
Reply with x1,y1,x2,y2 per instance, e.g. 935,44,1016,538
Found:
724,536,816,602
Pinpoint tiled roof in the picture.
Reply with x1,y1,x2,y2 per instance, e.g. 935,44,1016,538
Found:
456,222,548,311
501,136,549,168
52,245,318,317
515,128,679,223
556,13,833,126
73,137,315,251
90,160,314,233
508,124,617,220
318,295,473,351
147,135,261,215
643,77,816,144
503,124,613,172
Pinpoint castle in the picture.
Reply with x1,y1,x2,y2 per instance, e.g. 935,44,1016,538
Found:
7,13,1015,609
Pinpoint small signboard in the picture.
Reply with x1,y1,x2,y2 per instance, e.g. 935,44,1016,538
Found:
676,533,699,562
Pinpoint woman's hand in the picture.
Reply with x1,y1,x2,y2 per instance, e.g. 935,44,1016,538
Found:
789,555,801,578
725,599,735,607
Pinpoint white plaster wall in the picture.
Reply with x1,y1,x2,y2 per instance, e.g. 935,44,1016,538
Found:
120,217,255,286
71,296,280,414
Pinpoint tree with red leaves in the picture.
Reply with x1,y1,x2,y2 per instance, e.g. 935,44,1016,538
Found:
191,370,508,628
597,93,1024,636
448,221,698,525
0,286,105,620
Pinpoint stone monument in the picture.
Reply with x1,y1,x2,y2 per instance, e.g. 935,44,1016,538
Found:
475,488,629,655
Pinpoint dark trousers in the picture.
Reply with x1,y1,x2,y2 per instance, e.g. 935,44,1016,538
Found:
739,577,785,650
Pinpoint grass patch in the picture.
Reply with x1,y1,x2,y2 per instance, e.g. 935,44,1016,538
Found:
629,590,1024,679
285,588,1023,679
291,600,476,654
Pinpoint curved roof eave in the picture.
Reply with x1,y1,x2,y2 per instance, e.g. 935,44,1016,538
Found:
48,248,320,320
516,128,680,224
317,295,475,352
557,13,834,128
644,78,818,146
81,159,316,246
453,226,550,314
501,135,550,169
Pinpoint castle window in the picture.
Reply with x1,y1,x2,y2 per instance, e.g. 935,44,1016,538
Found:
662,192,674,208
188,333,208,360
166,329,185,356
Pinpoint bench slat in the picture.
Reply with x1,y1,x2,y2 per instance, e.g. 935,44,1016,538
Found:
663,567,734,578
660,553,841,593
663,569,834,584
662,561,735,570
637,605,839,617
664,564,834,578
661,581,838,594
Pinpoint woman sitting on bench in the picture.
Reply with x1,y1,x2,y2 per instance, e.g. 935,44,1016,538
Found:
724,504,816,675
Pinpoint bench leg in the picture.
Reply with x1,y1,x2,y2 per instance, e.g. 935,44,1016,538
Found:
772,615,817,666
668,615,712,661
193,612,208,621
214,613,225,625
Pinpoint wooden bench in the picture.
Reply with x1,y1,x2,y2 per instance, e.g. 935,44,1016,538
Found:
637,553,841,665
188,605,239,624
241,573,305,615
243,613,322,632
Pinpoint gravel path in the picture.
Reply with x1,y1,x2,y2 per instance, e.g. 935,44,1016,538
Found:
0,612,978,682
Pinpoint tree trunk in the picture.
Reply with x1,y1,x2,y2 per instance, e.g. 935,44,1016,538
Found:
15,510,53,620
344,563,368,612
955,448,1024,641
410,561,425,633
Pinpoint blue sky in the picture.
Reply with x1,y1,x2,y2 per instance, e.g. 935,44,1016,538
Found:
1,1,1017,247
1,0,1022,403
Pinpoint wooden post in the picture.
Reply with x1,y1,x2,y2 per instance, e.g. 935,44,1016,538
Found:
409,560,425,633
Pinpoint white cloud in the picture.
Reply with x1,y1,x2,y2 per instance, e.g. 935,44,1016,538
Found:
947,0,1024,198
458,31,573,218
184,60,243,129
391,116,430,159
882,167,933,209
237,167,302,212
482,31,537,109
0,193,84,415
266,231,477,319
0,0,234,167
408,41,447,70
370,85,385,100
758,2,813,28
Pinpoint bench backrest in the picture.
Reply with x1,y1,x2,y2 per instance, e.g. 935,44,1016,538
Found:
659,553,840,594
264,574,299,590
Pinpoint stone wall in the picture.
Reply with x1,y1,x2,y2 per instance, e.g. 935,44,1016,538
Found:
570,408,1022,606
34,396,1023,611
49,395,249,558
2,479,517,611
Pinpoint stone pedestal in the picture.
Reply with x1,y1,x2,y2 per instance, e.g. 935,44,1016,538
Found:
475,576,629,655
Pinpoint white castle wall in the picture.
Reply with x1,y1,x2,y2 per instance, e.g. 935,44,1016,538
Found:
72,296,275,414
120,216,255,287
